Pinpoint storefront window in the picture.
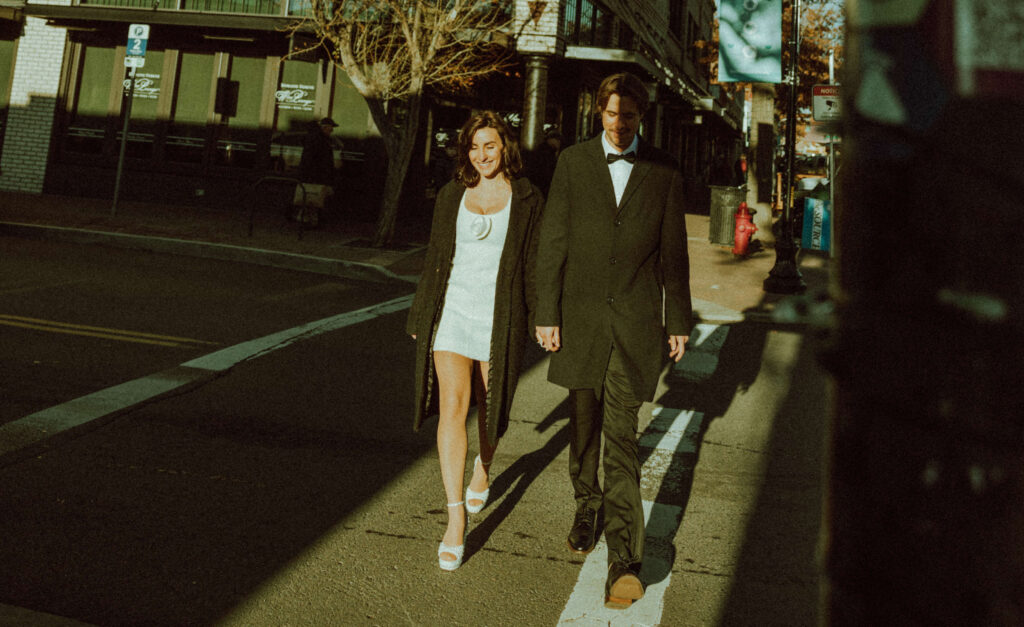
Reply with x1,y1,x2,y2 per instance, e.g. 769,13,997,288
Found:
213,54,263,168
120,50,163,159
331,69,371,137
270,58,317,173
330,67,373,163
0,39,14,159
166,51,214,164
67,45,115,154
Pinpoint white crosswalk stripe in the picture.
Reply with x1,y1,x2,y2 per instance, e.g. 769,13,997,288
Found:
558,408,706,625
556,323,730,624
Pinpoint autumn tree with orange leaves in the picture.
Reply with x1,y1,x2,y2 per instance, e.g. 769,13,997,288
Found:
292,1,514,246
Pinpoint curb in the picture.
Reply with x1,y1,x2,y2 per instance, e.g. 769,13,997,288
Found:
3,220,812,325
0,221,420,286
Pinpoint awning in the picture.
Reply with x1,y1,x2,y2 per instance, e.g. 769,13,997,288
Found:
22,3,297,33
0,0,25,22
0,0,24,39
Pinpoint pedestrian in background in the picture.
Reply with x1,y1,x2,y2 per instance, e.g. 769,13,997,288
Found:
534,72,692,609
407,111,545,571
294,117,340,224
299,117,339,186
527,126,563,196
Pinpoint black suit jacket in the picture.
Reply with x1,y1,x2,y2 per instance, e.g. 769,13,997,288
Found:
534,135,692,400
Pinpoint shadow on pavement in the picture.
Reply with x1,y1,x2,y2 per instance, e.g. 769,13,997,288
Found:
640,316,773,586
0,311,431,626
717,259,833,625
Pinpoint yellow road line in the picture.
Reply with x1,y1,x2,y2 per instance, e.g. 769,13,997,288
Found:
0,319,184,347
0,314,218,347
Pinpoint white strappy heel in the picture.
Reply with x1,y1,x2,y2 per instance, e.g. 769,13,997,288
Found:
465,455,491,514
438,501,466,571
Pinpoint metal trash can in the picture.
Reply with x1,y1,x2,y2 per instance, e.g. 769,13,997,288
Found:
708,185,746,246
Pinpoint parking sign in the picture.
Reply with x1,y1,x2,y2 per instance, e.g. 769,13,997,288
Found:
127,23,149,58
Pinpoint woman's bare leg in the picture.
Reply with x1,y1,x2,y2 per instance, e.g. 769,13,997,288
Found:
468,360,495,507
434,350,473,558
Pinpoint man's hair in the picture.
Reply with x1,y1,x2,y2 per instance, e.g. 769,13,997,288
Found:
455,110,523,187
596,72,650,115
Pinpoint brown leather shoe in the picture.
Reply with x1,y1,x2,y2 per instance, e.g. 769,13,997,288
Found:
604,561,644,609
566,506,597,554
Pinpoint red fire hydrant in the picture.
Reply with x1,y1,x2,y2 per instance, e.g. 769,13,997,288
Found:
732,201,758,257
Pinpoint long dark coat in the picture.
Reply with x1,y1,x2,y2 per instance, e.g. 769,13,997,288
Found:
407,177,544,446
299,128,335,185
534,135,693,400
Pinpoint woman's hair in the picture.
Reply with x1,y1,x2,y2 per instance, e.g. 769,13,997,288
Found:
455,110,523,187
596,72,650,116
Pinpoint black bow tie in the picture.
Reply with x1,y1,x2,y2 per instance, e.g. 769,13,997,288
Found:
606,151,637,164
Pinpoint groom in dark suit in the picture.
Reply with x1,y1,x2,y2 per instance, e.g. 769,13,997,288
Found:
534,72,692,609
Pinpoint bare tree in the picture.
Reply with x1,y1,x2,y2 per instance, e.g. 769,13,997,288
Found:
292,0,514,247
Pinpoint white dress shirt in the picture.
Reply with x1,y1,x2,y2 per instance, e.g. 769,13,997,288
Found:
602,132,639,206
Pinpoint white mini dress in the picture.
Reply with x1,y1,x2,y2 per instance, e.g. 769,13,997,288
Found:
432,190,511,362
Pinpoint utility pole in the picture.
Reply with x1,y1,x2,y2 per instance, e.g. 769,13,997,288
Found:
763,0,807,294
825,0,1024,622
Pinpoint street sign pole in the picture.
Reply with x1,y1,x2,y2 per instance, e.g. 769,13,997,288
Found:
112,23,149,216
112,65,136,216
828,136,835,257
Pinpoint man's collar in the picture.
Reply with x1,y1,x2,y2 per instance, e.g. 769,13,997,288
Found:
601,132,639,158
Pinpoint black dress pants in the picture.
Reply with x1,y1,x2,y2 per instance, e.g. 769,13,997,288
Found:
567,345,644,567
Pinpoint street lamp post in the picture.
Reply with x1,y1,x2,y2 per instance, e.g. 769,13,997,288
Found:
764,0,807,294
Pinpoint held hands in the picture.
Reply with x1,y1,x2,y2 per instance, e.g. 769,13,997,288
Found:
534,328,686,360
535,326,561,352
668,335,689,362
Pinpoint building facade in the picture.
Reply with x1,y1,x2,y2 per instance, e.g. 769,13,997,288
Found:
0,0,385,209
0,0,747,213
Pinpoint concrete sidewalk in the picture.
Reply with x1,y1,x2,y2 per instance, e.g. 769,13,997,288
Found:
0,190,831,319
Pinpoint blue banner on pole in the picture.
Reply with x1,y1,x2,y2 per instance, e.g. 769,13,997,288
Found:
718,0,783,83
802,197,831,252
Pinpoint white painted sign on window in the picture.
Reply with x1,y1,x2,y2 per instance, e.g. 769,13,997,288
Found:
275,83,316,111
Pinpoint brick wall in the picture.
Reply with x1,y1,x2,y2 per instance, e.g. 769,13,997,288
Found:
0,8,69,193
514,0,564,56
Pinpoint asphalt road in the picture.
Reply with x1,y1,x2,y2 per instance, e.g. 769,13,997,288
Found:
0,237,831,626
0,236,411,424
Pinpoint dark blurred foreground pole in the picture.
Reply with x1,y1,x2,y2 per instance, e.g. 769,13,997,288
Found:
825,1,1024,624
764,0,807,294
